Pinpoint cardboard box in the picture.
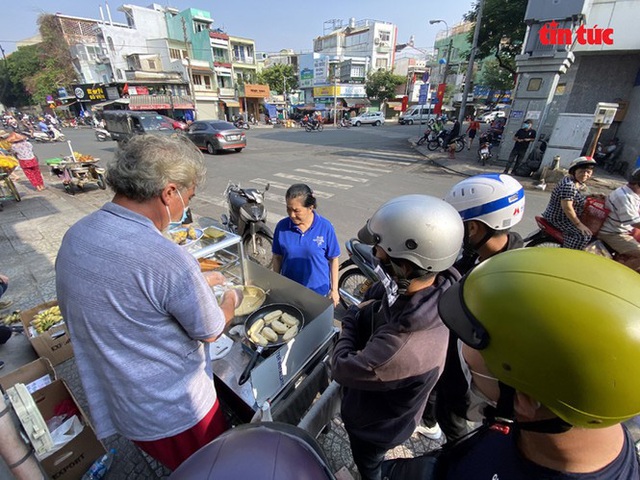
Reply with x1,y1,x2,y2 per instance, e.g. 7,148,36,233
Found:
20,301,74,366
0,357,56,394
1,364,106,480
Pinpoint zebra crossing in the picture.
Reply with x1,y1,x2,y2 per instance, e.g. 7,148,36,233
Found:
195,152,418,226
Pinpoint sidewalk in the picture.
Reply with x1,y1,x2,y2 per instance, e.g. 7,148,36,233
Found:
407,133,626,194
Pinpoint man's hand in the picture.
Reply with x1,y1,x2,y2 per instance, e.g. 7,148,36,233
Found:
0,274,8,285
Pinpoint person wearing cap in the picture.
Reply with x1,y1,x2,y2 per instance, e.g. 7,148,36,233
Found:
434,249,640,478
331,195,464,480
542,156,596,250
7,132,45,191
503,119,536,175
420,174,526,442
597,168,640,272
272,184,341,306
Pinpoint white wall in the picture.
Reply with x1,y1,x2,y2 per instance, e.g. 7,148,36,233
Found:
575,0,640,52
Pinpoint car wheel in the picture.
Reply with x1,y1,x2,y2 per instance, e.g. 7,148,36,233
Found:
374,120,381,126
355,121,361,127
206,142,216,155
407,119,414,125
235,148,243,153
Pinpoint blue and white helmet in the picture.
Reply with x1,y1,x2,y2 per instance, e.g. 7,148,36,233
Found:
444,174,525,230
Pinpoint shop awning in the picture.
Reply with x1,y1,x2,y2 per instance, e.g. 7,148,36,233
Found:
55,101,77,110
222,99,241,108
129,94,194,111
343,97,371,108
92,98,130,111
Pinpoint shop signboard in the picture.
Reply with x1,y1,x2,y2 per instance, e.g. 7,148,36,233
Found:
314,57,328,85
243,84,271,98
72,84,107,103
313,86,338,97
340,85,366,97
300,68,314,88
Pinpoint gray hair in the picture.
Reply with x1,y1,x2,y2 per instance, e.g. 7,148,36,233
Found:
106,134,206,201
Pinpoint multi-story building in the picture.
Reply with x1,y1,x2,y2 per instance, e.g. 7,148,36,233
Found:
230,35,262,120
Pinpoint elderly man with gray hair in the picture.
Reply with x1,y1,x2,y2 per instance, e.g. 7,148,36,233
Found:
56,135,241,470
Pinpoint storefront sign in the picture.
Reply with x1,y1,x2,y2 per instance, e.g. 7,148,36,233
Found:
300,68,314,88
313,86,337,97
314,58,328,85
72,84,107,102
340,85,366,97
129,86,149,95
243,84,270,98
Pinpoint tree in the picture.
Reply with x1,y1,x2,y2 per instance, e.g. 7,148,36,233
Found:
479,58,515,104
465,0,528,80
256,64,298,95
0,44,41,107
364,70,405,108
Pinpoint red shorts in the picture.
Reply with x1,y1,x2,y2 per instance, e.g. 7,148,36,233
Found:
133,399,227,471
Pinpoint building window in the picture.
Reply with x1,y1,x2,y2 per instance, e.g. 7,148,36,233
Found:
351,65,365,77
182,49,188,59
169,48,182,60
527,78,542,91
203,76,212,89
233,45,245,62
148,60,156,70
194,22,208,33
379,31,390,43
193,74,203,86
107,36,115,52
375,58,388,69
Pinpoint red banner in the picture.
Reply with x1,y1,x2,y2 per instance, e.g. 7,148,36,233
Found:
434,83,446,115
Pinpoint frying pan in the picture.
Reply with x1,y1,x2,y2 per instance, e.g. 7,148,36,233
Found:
238,303,305,385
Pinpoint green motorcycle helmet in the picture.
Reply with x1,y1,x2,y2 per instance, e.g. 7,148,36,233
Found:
439,248,640,429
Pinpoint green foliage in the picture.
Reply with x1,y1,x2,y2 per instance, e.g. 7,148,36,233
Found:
364,70,405,104
0,44,41,107
479,58,514,91
256,64,298,94
465,0,527,78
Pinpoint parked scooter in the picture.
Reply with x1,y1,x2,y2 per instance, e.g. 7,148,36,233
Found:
426,130,466,152
221,182,274,268
337,239,381,308
336,118,351,129
416,124,437,146
95,127,111,141
233,118,250,130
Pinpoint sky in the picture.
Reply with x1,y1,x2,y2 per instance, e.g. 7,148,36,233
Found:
1,0,475,55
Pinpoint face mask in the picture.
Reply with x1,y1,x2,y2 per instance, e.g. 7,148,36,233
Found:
458,342,498,422
166,190,188,230
522,123,531,129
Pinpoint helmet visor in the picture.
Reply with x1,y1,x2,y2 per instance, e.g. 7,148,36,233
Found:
438,276,489,349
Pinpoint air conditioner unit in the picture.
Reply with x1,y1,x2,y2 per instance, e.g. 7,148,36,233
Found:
374,38,381,45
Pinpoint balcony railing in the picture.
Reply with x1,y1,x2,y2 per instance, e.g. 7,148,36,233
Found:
233,56,254,64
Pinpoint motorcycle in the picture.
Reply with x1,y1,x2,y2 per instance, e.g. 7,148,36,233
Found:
233,118,250,130
337,239,380,308
337,118,351,129
221,182,274,268
477,136,493,166
427,130,466,153
95,127,111,141
305,121,324,132
416,125,437,146
32,126,66,143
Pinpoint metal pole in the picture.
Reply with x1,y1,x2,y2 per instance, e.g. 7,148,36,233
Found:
181,17,198,120
333,74,338,128
458,0,484,124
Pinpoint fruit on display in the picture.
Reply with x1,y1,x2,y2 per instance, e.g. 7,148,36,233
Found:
0,155,18,171
2,310,21,325
72,151,95,162
0,140,12,150
31,305,64,333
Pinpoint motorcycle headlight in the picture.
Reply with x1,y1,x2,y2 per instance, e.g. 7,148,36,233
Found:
240,204,264,221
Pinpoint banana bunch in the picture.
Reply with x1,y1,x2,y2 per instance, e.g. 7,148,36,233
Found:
0,155,18,169
32,306,63,333
2,310,21,325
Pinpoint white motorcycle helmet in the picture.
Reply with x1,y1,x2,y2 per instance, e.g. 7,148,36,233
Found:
445,174,525,230
358,194,464,272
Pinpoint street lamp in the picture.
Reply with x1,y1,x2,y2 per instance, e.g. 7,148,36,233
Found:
429,19,452,116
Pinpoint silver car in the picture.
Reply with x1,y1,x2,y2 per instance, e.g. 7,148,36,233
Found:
350,111,385,127
186,121,246,154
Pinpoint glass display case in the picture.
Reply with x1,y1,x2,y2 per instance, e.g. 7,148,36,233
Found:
183,218,245,285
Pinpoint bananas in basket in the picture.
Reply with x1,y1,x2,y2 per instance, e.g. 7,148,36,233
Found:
31,305,64,333
2,310,21,325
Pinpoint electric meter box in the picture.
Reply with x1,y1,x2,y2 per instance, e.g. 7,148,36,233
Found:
593,102,618,127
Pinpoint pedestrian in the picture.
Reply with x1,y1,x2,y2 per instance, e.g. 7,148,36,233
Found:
503,119,536,175
272,184,341,306
0,273,13,370
466,118,481,150
332,195,464,480
55,135,243,471
7,132,45,191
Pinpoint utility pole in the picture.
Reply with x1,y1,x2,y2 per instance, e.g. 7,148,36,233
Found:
429,19,452,116
458,0,484,124
181,17,198,119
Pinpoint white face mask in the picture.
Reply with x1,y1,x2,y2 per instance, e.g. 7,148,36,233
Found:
166,190,188,230
458,341,498,422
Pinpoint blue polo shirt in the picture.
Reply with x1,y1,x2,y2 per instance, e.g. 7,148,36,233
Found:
273,212,340,295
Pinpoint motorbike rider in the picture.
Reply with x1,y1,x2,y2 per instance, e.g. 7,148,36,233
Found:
419,174,526,442
331,195,464,480
597,168,640,272
542,156,596,250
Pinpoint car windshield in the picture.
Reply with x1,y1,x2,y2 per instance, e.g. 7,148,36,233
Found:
138,115,173,131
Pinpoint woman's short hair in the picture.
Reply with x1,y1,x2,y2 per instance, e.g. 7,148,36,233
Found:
106,134,206,201
285,183,316,209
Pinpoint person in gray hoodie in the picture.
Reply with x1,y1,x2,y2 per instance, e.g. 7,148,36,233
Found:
331,195,464,480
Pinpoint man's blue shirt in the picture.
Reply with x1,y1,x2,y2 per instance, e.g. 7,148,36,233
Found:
273,212,340,295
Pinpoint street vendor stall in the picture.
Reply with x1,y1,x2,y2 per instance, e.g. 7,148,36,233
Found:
176,217,339,429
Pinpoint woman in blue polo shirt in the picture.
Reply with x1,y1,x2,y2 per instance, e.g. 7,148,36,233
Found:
273,184,341,306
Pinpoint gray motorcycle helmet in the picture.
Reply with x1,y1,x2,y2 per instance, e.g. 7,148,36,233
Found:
358,194,464,272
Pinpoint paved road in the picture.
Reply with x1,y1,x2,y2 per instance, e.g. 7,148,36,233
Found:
2,125,630,479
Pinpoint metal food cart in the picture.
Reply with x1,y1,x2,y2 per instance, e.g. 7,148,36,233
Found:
185,218,340,434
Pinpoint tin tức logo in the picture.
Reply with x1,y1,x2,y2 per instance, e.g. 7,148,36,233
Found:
539,21,614,46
